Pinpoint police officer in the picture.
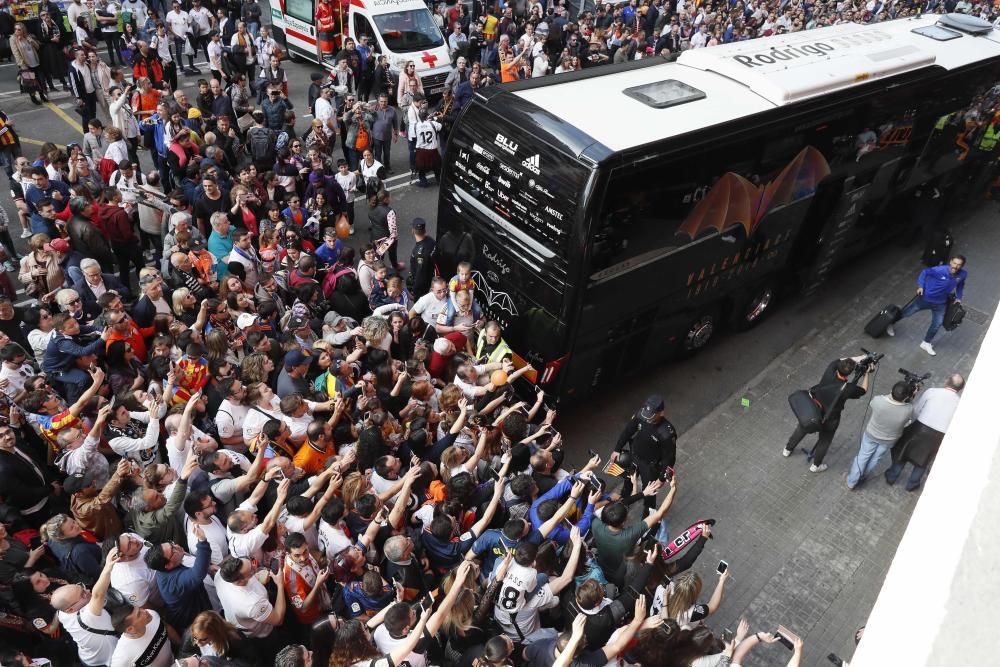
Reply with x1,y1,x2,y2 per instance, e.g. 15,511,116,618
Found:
612,394,677,486
408,217,437,298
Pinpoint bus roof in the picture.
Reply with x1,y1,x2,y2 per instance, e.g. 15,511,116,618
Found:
509,15,1000,154
352,0,431,14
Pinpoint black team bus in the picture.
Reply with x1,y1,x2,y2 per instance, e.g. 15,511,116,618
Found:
435,13,1000,402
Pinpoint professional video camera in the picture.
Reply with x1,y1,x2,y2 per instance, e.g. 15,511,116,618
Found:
855,348,885,378
898,367,931,401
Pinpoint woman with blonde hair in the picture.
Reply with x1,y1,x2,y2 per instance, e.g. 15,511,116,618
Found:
664,569,729,629
171,287,199,326
11,23,47,105
18,234,63,299
180,610,253,662
440,425,488,484
240,352,274,386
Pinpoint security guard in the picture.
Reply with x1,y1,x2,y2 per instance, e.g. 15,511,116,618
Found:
475,321,512,365
408,217,437,298
612,394,677,486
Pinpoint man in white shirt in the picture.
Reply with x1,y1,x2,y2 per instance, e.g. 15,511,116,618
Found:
51,547,120,667
885,373,964,491
0,343,35,401
314,85,337,137
165,0,199,74
110,533,160,607
216,377,250,450
188,0,214,60
227,477,290,562
184,488,230,564
216,555,287,638
109,606,172,667
106,398,163,470
408,277,450,329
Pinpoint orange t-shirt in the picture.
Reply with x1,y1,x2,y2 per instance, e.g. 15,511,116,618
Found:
293,440,336,476
500,59,519,84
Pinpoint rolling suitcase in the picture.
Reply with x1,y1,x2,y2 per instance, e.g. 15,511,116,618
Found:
943,300,965,331
788,389,823,433
864,304,902,338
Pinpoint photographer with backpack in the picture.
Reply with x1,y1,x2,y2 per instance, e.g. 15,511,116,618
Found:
245,110,276,173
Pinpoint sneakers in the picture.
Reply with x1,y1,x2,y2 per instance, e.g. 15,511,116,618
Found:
20,229,31,239
920,341,937,356
885,324,895,337
2,260,15,273
349,225,355,236
809,463,828,473
781,448,792,458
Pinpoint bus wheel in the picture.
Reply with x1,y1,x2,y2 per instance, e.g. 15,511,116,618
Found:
681,312,717,355
730,280,776,331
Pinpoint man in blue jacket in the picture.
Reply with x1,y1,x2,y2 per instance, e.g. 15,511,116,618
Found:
888,255,968,356
145,525,212,629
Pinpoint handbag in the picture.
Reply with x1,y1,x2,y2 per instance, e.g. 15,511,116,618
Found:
236,112,254,132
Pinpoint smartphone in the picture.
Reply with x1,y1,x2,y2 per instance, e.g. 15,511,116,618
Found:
419,593,434,612
661,574,672,588
626,586,642,600
716,560,728,575
587,448,599,459
487,466,501,482
722,629,734,643
268,557,280,574
776,624,799,650
273,469,286,481
662,466,675,483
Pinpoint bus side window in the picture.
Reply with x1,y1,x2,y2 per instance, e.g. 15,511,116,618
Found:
590,163,700,275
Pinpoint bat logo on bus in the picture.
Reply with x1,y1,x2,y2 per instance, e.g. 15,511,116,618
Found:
471,270,517,317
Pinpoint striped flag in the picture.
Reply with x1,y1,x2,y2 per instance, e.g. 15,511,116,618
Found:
603,460,626,477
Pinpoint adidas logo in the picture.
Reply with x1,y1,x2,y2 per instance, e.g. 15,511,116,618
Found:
521,154,540,174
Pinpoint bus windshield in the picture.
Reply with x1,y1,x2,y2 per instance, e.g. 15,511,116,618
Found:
374,10,444,52
443,111,584,277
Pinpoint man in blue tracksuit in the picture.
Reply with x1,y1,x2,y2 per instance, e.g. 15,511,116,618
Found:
889,255,967,356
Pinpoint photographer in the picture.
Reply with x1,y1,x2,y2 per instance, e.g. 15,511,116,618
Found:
846,380,915,489
782,356,873,473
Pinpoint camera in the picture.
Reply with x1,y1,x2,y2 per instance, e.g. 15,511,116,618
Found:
898,367,931,400
855,348,884,376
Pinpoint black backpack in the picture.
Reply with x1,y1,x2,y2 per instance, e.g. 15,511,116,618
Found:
247,126,275,164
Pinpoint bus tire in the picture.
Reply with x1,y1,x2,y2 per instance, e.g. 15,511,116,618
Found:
729,279,777,332
679,311,717,357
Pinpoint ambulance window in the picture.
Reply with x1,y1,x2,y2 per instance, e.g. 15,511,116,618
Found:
286,0,314,23
354,14,376,44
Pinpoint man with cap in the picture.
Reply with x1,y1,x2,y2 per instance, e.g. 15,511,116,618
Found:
285,313,319,352
322,312,358,347
277,349,313,398
613,395,677,509
68,458,130,541
408,217,437,299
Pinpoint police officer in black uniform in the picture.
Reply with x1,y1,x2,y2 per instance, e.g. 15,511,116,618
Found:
613,395,677,497
408,217,437,298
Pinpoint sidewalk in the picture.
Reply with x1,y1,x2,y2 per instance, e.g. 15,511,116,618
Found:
661,206,999,666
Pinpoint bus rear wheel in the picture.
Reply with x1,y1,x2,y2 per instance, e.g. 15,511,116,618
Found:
730,280,777,331
680,312,717,355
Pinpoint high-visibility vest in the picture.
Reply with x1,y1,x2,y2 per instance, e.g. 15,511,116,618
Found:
979,123,1000,152
934,112,955,130
316,1,335,32
476,330,512,365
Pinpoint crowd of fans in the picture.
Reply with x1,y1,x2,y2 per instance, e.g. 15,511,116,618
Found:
1,0,989,665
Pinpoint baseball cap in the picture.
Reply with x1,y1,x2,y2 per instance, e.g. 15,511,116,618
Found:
410,217,427,230
288,315,309,331
323,311,353,328
63,470,98,494
236,313,260,330
45,238,71,253
284,349,311,370
639,394,665,420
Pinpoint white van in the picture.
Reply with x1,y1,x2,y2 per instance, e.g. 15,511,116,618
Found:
271,0,454,95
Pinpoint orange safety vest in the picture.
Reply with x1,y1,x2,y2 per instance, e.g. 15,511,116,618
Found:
316,1,335,32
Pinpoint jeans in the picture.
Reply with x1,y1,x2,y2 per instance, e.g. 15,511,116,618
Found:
847,432,893,488
373,138,392,170
885,461,926,491
899,295,947,343
407,137,417,171
785,417,840,465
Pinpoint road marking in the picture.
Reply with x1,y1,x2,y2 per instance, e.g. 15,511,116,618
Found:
45,102,83,134
18,137,62,147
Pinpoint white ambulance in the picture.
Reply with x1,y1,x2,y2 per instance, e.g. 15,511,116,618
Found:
270,0,454,95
